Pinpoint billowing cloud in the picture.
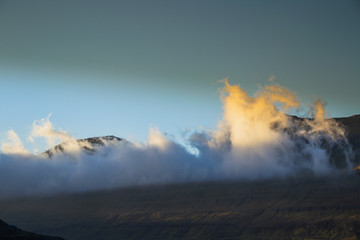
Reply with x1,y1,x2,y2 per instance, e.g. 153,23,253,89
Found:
1,130,29,155
0,80,354,199
28,113,74,147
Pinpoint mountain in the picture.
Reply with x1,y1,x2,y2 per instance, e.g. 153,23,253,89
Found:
287,114,360,169
335,114,360,137
42,115,360,169
43,135,123,158
335,114,360,161
0,219,64,240
320,114,360,168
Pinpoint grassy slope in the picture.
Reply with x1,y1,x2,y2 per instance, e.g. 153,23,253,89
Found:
0,174,360,240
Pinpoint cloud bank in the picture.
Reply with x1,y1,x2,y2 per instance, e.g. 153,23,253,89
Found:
0,80,354,198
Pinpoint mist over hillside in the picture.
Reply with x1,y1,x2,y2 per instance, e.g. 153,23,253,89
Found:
0,81,359,199
1,1,358,239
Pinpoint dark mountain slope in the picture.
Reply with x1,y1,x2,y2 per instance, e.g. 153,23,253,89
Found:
335,114,360,162
335,114,360,137
0,219,64,240
284,114,360,168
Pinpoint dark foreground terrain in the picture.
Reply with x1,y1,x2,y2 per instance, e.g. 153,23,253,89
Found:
0,173,360,240
0,218,64,240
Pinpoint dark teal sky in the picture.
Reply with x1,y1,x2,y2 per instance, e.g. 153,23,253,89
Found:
0,0,359,148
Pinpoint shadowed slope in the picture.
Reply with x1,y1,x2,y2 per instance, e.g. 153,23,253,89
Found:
335,115,360,137
336,115,360,164
0,219,65,240
1,174,360,240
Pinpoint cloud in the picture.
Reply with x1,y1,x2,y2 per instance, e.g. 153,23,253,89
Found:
28,113,74,147
0,80,354,198
1,130,29,155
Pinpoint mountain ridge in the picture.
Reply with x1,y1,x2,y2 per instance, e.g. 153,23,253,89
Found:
43,135,123,158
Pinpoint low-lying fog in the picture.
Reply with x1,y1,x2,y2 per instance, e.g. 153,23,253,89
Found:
0,80,354,198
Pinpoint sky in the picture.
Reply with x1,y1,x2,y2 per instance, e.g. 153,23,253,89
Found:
0,0,359,152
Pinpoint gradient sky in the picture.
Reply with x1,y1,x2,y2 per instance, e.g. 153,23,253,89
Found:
0,0,359,151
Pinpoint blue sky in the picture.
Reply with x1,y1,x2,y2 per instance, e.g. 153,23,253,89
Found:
0,0,359,151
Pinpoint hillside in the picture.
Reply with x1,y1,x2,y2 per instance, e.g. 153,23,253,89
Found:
1,174,360,240
288,114,360,168
335,114,360,138
0,219,64,240
335,115,360,162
